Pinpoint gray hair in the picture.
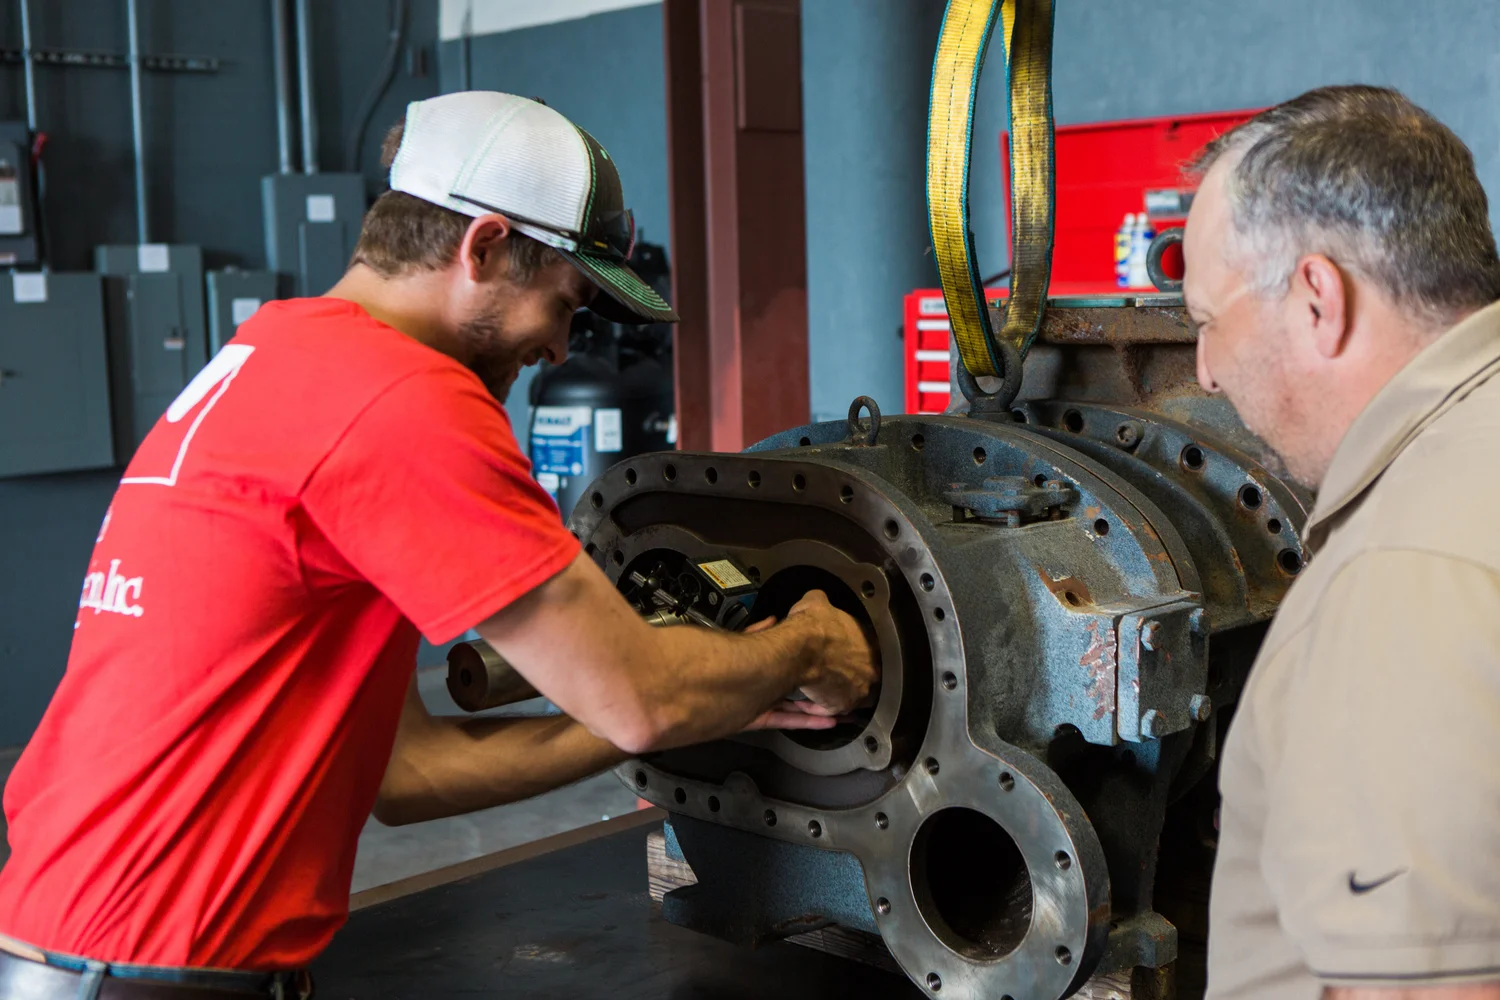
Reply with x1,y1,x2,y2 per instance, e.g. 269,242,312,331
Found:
1194,85,1500,327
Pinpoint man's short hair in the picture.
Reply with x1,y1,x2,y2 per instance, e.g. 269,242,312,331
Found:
348,119,561,282
1194,85,1500,326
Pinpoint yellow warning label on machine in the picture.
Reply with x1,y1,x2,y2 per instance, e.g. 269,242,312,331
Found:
697,559,753,592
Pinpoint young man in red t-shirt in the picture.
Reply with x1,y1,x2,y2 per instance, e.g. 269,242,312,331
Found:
0,92,876,998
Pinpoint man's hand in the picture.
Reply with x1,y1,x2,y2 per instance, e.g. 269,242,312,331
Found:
783,589,880,715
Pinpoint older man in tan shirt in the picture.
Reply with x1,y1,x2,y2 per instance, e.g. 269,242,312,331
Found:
1185,86,1500,1000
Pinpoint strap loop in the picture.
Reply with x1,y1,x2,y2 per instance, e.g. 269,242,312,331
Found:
927,0,1056,378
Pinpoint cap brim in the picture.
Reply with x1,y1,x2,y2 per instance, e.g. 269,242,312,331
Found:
561,250,680,324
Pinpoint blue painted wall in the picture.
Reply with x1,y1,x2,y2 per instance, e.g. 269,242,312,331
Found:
439,4,669,448
0,0,440,746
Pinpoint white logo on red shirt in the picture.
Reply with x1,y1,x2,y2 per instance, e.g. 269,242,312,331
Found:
78,559,145,619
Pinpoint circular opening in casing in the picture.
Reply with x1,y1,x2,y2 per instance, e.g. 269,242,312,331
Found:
634,770,647,789
1267,518,1282,534
1181,444,1206,471
590,491,604,509
748,470,762,488
1278,549,1303,575
704,467,718,485
664,464,678,482
793,473,807,492
799,436,812,447
919,573,935,592
972,447,986,465
673,787,686,805
624,468,637,486
763,809,777,827
884,519,900,540
1063,410,1084,433
840,485,854,503
707,796,720,813
1239,484,1263,509
1093,518,1109,536
911,433,926,450
1011,409,1027,423
910,807,1034,960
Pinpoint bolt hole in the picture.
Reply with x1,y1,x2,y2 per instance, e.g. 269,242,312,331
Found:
1181,444,1206,471
612,550,625,566
861,580,876,599
1055,946,1073,966
763,809,777,827
1239,484,1263,509
590,491,604,509
1093,518,1109,536
1011,409,1027,423
634,770,647,790
663,464,677,482
932,607,946,621
792,473,807,492
708,796,720,813
883,519,900,540
998,771,1015,791
927,973,942,992
624,468,637,486
875,812,889,830
941,671,957,691
1054,850,1072,870
1064,591,1080,606
1063,409,1084,433
972,447,986,465
673,787,686,805
863,735,879,753
748,470,762,488
911,433,925,450
925,757,940,775
1278,549,1303,575
704,467,718,484
799,436,812,447
919,572,935,592
1033,473,1047,487
876,897,891,915
1267,518,1282,534
808,820,822,838
840,485,854,503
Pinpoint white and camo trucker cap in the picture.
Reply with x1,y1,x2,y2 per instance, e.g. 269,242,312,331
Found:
388,91,677,324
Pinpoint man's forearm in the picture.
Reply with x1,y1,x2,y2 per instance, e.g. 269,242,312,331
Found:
617,618,822,749
376,708,628,826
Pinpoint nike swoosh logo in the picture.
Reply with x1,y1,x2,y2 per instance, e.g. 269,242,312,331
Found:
1348,869,1406,894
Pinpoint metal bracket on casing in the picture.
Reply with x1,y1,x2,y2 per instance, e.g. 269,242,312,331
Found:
1116,600,1209,743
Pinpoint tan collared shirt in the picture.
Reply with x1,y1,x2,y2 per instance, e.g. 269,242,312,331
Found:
1207,299,1500,999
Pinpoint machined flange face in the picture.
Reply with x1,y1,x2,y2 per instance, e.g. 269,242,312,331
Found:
579,446,1110,999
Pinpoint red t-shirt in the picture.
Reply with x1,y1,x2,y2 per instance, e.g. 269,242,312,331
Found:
0,298,579,970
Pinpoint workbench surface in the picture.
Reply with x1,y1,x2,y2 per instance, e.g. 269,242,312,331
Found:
312,810,923,998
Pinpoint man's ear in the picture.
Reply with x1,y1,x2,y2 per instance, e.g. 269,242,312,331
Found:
458,214,512,283
1291,253,1351,360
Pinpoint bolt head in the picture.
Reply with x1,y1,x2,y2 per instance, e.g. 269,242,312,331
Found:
1190,694,1212,722
1140,620,1162,651
1140,709,1163,738
1115,421,1143,448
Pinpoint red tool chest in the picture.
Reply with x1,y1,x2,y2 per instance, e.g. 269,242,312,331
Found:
904,109,1259,414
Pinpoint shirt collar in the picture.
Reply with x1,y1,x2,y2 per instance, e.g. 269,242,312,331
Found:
1306,298,1500,549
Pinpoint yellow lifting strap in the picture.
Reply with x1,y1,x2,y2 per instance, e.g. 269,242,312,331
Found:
926,0,1055,378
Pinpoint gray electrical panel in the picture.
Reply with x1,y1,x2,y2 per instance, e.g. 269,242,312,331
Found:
261,172,366,298
0,122,40,267
95,243,209,461
206,269,278,352
0,272,114,478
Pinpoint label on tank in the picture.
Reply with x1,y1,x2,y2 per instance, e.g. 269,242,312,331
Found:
594,408,623,453
530,406,592,494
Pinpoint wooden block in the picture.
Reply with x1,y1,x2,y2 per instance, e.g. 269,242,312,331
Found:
645,827,1147,997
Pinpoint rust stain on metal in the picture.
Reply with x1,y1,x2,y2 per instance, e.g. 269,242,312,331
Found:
1080,619,1118,721
1035,564,1094,607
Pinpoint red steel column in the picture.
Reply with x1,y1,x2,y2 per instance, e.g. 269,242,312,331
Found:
665,0,809,453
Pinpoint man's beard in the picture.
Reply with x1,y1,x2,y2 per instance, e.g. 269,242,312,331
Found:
458,308,523,400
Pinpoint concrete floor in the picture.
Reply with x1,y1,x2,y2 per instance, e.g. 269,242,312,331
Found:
0,666,640,894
